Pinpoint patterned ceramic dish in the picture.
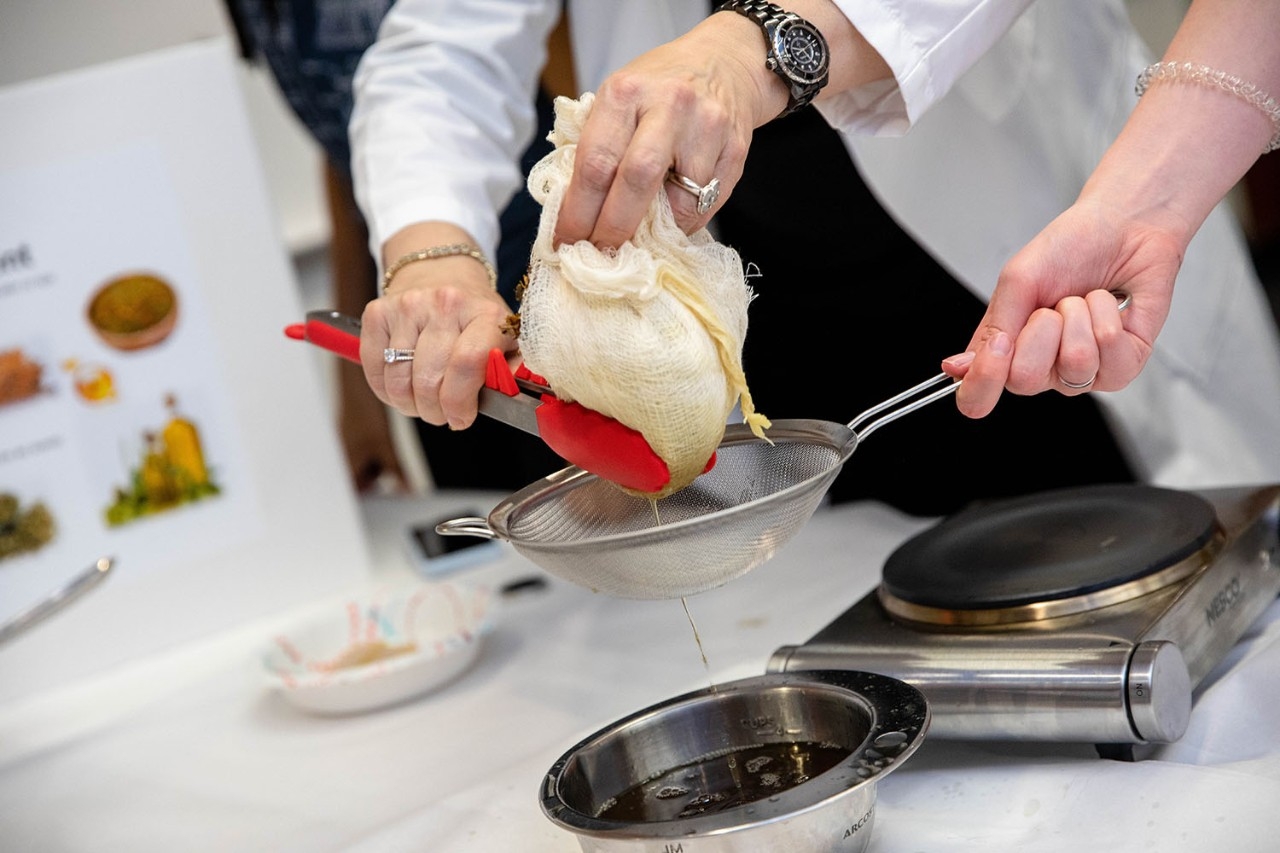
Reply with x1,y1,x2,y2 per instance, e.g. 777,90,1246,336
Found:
262,580,494,715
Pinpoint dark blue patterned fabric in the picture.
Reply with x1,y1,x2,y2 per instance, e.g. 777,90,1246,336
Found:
224,0,555,303
227,0,391,175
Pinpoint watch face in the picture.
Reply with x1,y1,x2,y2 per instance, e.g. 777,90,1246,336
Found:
775,20,829,85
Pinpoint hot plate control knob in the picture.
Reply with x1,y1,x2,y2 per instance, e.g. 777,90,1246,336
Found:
1126,640,1192,743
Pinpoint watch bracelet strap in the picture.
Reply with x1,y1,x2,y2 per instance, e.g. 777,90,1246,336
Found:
717,0,782,25
714,0,821,116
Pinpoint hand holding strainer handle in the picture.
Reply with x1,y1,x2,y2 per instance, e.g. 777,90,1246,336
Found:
855,289,1133,440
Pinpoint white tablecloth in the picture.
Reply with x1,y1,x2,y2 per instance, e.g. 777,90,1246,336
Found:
2,492,1279,851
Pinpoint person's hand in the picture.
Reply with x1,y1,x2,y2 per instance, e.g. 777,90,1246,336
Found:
360,230,516,430
942,195,1184,417
554,16,778,249
552,3,888,249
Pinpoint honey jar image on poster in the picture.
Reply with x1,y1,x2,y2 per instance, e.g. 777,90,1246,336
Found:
104,393,220,527
62,358,116,404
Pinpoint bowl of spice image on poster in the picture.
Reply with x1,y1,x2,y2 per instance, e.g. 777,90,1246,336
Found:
85,272,178,352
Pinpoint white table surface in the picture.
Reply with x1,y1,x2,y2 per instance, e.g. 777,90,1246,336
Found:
2,491,1279,852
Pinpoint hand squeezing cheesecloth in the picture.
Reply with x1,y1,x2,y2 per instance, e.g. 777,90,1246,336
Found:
517,93,771,499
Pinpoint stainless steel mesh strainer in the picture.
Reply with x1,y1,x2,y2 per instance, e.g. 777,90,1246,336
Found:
436,372,960,599
437,293,1132,598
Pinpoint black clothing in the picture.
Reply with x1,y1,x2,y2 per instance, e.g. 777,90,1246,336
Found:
715,107,1134,516
226,0,387,178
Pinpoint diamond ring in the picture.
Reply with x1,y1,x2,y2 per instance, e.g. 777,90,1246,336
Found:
667,170,721,215
383,348,415,364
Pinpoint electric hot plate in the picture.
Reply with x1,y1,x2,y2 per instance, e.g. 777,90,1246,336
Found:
769,483,1280,755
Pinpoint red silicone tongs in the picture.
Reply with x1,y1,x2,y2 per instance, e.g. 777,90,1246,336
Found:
285,310,685,492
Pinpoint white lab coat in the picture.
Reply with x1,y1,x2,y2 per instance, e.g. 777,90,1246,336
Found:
351,0,1280,488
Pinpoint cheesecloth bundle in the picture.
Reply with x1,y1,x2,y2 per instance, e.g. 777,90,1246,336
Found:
517,94,770,498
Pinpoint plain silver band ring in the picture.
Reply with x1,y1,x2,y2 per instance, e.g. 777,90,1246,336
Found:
1057,290,1128,389
1060,373,1097,389
383,348,415,364
667,170,721,215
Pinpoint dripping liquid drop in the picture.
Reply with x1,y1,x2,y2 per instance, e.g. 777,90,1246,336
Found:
681,595,714,692
649,498,715,692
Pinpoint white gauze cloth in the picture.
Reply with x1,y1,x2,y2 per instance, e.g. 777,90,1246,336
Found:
518,94,770,498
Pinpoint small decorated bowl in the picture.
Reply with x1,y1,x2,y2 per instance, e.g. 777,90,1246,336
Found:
263,580,494,715
86,272,178,352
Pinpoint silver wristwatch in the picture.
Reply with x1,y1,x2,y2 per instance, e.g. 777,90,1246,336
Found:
716,0,831,117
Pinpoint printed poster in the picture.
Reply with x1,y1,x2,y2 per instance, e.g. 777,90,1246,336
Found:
0,141,263,626
0,40,372,702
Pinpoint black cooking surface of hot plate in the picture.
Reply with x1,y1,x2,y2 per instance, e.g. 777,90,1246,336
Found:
881,484,1219,610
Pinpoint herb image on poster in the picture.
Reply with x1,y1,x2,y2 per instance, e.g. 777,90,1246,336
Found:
0,493,55,561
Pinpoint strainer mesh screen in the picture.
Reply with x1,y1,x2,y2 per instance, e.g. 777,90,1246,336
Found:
499,424,852,599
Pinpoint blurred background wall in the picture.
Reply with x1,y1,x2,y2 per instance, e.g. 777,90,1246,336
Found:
0,0,328,259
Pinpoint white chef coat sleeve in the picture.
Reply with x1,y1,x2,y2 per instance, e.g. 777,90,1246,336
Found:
818,0,1036,134
349,0,562,269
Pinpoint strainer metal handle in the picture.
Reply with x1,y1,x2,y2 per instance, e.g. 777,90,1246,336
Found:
435,517,500,540
848,372,958,441
844,289,1136,440
851,289,1133,442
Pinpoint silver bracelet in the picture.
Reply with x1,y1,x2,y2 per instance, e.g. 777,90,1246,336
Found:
1136,61,1280,154
382,243,498,294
